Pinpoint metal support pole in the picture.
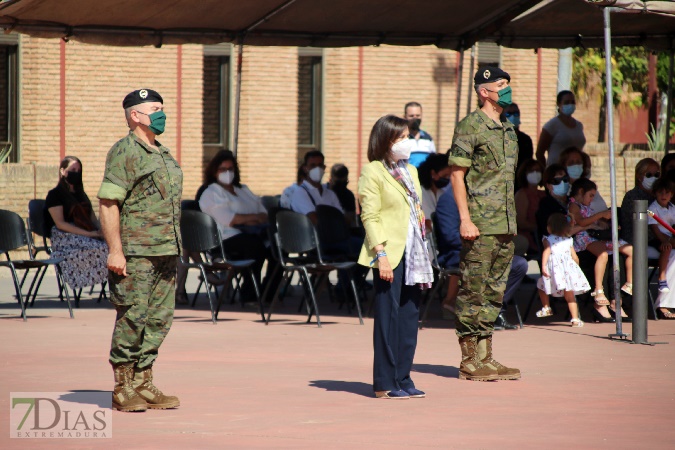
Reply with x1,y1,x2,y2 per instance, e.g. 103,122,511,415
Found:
631,200,649,344
666,49,674,154
466,44,476,116
455,48,465,126
232,36,244,156
603,8,627,340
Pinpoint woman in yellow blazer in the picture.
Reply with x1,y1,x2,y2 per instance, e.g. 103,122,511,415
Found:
358,115,434,399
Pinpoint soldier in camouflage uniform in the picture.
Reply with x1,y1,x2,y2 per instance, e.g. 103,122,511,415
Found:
98,89,183,412
447,67,521,382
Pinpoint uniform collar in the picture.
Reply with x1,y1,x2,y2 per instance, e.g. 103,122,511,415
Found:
475,109,514,131
129,130,168,154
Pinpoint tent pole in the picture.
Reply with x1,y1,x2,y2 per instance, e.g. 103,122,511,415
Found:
604,8,627,340
466,44,476,116
455,48,465,125
666,48,674,154
232,36,244,156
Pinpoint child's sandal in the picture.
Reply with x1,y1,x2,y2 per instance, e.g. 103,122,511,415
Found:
570,318,584,327
591,289,610,306
535,306,553,318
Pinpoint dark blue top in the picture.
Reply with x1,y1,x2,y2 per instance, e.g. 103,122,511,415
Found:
434,188,462,269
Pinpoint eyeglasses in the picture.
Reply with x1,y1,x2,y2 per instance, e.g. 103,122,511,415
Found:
551,175,570,185
645,172,661,178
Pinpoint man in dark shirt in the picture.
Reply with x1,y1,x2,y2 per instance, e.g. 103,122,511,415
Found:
326,163,357,227
504,103,534,190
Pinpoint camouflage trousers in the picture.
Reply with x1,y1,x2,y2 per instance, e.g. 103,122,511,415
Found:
455,234,514,338
108,255,177,369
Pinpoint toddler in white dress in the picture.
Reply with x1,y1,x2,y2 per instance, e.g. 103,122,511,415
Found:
536,213,591,327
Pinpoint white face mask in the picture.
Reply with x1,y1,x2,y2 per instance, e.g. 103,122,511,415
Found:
642,176,657,190
391,138,415,161
308,166,324,183
218,170,235,185
526,171,542,185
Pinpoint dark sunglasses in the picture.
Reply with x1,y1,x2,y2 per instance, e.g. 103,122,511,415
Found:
551,175,570,185
645,172,661,178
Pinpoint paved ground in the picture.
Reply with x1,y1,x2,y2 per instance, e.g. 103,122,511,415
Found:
1,269,674,449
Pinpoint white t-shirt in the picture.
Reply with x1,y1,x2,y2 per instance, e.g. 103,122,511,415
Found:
648,200,675,237
199,183,267,240
410,136,436,154
543,116,586,165
280,183,301,209
289,180,343,215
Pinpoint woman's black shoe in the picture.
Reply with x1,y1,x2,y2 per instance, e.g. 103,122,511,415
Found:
592,308,615,323
607,307,631,322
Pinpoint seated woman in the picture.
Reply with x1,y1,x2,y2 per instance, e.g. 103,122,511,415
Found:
514,159,546,254
45,156,108,292
620,157,658,245
198,150,271,301
559,147,608,212
535,164,615,322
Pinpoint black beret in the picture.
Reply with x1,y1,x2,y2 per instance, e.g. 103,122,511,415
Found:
474,66,511,85
122,89,163,109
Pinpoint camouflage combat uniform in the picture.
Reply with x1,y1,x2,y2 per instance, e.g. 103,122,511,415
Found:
97,131,183,369
448,109,518,338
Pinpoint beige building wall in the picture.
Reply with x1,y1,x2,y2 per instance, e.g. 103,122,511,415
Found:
2,38,637,225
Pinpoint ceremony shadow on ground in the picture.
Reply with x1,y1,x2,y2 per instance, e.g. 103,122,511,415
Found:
59,391,111,408
309,380,373,398
412,364,459,379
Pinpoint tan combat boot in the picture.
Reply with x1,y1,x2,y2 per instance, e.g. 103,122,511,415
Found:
112,364,148,412
458,335,498,381
477,335,521,380
133,367,180,409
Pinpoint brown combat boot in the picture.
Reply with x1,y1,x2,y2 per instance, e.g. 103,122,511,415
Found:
477,335,521,380
133,367,180,409
458,335,498,381
112,364,148,412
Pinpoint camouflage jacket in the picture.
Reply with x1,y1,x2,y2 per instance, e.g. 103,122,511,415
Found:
97,131,183,256
447,109,518,235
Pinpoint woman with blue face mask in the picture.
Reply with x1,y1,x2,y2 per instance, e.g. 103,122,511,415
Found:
559,147,608,213
535,90,586,166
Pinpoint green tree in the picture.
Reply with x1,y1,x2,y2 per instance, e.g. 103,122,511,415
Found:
571,46,674,142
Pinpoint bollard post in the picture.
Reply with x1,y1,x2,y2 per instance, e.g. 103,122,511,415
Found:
631,200,649,344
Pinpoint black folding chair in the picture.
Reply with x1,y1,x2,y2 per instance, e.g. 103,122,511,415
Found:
260,195,280,212
265,210,364,328
180,210,263,324
418,218,460,329
181,199,201,212
316,204,369,311
0,209,74,321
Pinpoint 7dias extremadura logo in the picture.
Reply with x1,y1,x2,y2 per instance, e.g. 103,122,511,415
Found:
10,392,112,439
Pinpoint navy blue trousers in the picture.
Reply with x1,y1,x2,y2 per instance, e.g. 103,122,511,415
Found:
372,256,421,392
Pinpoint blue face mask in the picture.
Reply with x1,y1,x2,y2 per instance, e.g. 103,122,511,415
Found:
552,182,569,197
566,164,584,179
560,104,576,116
505,113,521,127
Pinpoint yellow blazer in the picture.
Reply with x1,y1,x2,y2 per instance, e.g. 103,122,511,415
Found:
357,161,422,269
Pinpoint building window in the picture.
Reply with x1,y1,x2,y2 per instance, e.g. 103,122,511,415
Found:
202,53,230,149
0,43,18,162
297,51,322,161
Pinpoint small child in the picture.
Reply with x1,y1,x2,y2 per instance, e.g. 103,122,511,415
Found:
535,213,590,327
567,178,633,307
648,178,675,293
